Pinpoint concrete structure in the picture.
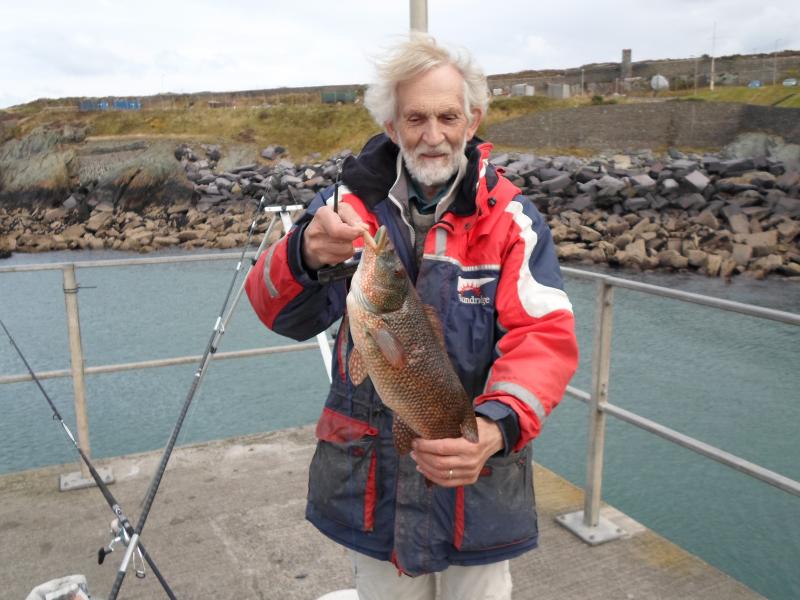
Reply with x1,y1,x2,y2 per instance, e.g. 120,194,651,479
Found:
511,83,535,96
487,102,800,151
488,50,800,97
622,49,633,79
0,426,762,600
547,83,571,100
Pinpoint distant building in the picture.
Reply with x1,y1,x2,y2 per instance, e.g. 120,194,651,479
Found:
511,83,535,96
547,83,571,99
78,98,141,112
321,90,358,104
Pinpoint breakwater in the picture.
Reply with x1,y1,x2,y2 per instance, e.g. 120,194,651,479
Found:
1,138,798,279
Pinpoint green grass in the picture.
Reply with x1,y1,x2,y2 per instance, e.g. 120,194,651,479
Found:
657,84,800,108
2,84,795,159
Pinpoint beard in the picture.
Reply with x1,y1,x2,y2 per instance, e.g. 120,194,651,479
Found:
399,135,467,187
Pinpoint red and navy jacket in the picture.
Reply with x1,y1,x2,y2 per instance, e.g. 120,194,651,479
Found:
245,133,578,575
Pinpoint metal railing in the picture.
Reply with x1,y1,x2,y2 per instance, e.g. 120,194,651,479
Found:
1,256,798,546
556,266,800,545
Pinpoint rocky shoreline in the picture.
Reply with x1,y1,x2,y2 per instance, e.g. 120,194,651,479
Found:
1,139,798,280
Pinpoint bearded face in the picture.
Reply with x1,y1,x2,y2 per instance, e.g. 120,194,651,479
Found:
399,135,467,187
385,64,482,192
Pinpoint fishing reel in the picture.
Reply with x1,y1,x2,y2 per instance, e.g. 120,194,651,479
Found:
98,518,146,579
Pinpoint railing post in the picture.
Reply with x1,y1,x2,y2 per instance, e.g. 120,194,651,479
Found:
60,264,113,491
556,280,624,544
584,280,614,525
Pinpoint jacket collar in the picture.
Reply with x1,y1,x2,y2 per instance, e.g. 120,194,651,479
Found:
341,133,495,216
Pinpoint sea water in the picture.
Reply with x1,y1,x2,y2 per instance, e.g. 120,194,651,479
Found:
0,249,798,599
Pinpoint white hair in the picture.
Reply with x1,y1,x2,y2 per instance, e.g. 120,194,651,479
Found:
363,33,489,127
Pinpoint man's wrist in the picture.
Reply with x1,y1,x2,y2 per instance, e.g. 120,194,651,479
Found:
474,401,520,456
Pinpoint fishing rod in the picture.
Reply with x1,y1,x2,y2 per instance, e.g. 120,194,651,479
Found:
0,318,176,600
108,182,304,599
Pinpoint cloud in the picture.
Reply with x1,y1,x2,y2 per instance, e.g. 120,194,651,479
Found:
0,0,798,108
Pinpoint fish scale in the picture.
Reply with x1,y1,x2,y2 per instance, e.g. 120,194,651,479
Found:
346,225,479,454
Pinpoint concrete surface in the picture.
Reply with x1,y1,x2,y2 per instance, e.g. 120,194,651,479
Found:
0,426,762,599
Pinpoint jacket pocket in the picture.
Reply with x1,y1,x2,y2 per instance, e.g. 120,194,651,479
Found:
454,446,537,551
308,408,379,532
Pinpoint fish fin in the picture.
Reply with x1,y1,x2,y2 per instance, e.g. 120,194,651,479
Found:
460,412,480,444
348,347,368,386
392,415,418,455
371,328,406,369
423,304,446,351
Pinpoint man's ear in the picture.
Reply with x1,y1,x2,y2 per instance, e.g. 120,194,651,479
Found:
384,120,399,145
467,109,483,139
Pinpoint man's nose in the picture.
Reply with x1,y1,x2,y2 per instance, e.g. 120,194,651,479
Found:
421,119,445,146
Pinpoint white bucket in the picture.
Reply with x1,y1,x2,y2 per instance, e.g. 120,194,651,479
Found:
316,590,359,600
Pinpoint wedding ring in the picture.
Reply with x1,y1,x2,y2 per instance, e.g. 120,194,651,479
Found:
447,469,453,480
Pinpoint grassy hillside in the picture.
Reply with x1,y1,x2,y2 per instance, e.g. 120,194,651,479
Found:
1,83,795,159
654,83,800,108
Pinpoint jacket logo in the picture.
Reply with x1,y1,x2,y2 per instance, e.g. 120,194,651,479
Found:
457,276,495,305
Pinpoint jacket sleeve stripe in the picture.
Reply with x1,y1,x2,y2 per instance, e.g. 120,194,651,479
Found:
435,227,447,256
504,200,573,318
489,381,547,423
262,241,281,298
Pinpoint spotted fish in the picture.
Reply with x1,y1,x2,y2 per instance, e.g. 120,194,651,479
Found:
346,226,479,454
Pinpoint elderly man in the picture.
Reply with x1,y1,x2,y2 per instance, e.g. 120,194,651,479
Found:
246,34,578,600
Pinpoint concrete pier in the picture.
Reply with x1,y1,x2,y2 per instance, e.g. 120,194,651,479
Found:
0,426,762,599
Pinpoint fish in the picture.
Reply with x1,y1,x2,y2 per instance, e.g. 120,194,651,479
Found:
346,225,479,455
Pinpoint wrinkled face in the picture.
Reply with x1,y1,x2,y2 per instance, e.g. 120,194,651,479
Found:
356,227,408,313
385,64,483,187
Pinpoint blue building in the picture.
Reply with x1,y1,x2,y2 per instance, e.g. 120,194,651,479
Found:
78,98,141,112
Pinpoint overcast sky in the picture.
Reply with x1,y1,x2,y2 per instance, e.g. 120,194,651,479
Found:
1,0,798,108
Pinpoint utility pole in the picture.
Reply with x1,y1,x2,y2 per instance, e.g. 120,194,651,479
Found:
410,0,428,33
581,68,585,95
693,56,698,95
710,22,716,91
772,39,780,86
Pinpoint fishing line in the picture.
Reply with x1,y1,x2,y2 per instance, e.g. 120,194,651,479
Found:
0,319,177,600
109,182,306,599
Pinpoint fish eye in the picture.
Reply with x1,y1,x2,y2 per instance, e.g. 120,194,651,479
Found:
393,268,405,278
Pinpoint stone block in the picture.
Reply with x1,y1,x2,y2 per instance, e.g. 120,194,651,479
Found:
541,173,572,193
624,197,649,212
734,230,778,256
693,210,719,230
683,170,710,192
85,211,112,233
629,174,656,190
705,253,722,277
657,249,689,269
565,194,592,212
678,193,706,211
726,213,750,235
686,249,708,268
556,243,589,260
777,220,799,243
577,225,602,242
776,170,799,191
752,254,783,273
624,239,647,264
731,244,753,266
661,178,679,194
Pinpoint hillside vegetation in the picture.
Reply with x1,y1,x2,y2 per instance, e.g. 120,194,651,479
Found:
653,83,800,108
0,84,796,159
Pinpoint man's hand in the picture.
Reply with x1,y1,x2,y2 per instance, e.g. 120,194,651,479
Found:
410,417,505,488
302,204,369,271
